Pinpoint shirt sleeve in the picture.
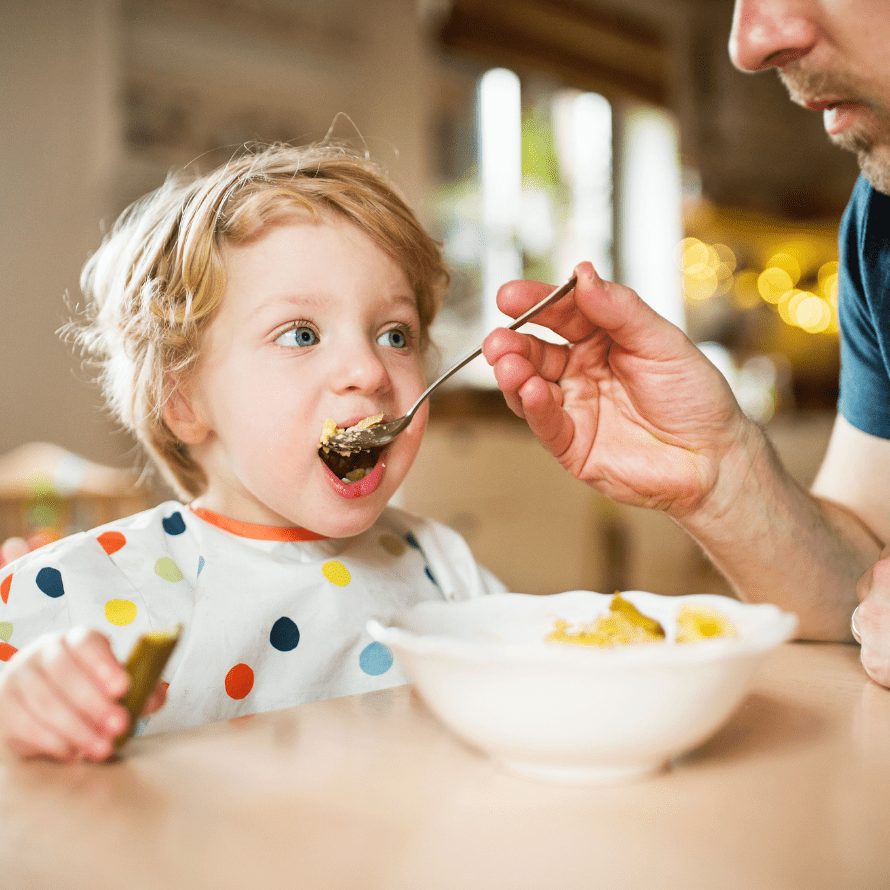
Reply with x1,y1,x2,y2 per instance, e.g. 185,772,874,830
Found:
837,175,890,438
0,531,159,666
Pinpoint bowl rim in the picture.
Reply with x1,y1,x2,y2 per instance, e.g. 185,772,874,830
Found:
368,591,798,669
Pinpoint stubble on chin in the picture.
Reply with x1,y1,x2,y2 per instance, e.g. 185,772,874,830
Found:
779,67,890,195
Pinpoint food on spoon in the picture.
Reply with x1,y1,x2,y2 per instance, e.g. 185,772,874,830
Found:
676,605,737,642
546,594,736,647
547,593,666,647
318,414,384,481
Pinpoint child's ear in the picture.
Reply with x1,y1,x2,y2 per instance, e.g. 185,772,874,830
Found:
162,381,209,445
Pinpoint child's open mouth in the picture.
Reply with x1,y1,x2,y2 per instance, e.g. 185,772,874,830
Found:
318,443,386,482
318,415,386,482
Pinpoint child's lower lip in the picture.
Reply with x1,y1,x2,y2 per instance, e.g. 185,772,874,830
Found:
324,456,386,499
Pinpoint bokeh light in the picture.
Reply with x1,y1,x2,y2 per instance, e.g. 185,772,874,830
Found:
679,236,838,336
681,237,736,302
757,266,794,303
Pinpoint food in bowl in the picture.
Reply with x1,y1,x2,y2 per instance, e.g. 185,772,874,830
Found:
368,590,796,784
676,604,738,642
546,593,736,647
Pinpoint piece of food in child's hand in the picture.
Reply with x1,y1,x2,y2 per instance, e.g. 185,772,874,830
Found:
676,605,737,642
115,624,182,749
546,593,666,647
318,414,384,481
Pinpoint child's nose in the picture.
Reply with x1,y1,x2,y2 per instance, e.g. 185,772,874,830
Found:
728,0,818,72
330,339,390,394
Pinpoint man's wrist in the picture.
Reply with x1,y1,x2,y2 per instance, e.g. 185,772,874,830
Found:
677,416,777,546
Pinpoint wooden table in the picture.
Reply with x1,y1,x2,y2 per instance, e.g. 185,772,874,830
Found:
0,642,887,889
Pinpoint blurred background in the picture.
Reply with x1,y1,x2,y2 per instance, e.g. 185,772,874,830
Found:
0,0,859,595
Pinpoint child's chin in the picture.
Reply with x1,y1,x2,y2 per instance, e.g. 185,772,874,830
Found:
314,508,383,540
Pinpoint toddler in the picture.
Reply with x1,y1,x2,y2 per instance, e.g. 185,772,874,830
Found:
0,142,505,761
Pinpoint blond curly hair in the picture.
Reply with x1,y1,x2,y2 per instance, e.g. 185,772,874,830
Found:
77,142,449,499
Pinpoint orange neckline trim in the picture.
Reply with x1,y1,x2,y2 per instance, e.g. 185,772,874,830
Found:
189,506,329,542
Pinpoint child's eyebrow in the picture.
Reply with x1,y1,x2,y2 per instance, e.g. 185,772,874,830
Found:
386,293,421,312
251,290,419,320
249,292,327,319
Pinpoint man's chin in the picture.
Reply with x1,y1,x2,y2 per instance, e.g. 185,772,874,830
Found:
830,123,890,194
857,150,890,195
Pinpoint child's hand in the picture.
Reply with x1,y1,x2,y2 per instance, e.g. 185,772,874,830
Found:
0,627,133,762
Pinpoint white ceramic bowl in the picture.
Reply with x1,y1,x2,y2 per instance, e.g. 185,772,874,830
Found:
368,590,796,784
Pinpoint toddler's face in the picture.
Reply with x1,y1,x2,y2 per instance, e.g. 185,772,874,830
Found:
180,212,429,537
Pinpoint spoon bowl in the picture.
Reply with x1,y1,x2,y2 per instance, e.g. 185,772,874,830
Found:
322,275,577,453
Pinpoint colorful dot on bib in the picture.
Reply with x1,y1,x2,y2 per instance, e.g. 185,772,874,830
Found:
97,531,126,555
270,616,300,651
322,560,351,586
225,663,254,700
379,534,405,557
154,557,183,583
359,641,393,676
162,512,186,535
197,556,205,576
104,599,137,626
0,622,12,643
1,574,11,604
36,567,64,598
0,642,17,662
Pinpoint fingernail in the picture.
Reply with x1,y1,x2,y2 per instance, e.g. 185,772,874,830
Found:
106,710,128,734
91,739,111,760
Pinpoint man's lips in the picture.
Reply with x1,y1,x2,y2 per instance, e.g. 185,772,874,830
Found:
800,97,867,135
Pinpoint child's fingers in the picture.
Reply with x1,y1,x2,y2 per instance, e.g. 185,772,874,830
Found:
64,627,130,700
1,659,113,761
0,628,130,760
40,632,130,738
141,681,169,716
0,683,78,761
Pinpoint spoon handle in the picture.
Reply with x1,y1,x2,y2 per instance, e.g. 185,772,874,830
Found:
407,275,578,418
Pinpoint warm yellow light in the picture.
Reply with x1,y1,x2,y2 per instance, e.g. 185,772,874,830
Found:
776,289,833,333
732,269,760,309
794,295,832,333
817,260,839,287
712,243,737,273
758,267,794,303
682,240,709,270
766,252,801,286
715,275,735,296
683,262,719,300
821,272,839,304
778,289,804,326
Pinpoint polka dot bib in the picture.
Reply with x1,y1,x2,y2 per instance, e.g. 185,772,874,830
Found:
0,502,504,734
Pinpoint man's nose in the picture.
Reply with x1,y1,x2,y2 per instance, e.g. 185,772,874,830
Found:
728,0,818,72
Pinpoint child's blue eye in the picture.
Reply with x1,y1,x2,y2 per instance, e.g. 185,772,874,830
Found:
276,325,319,348
377,328,408,349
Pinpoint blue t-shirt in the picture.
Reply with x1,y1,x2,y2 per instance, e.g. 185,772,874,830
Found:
838,175,890,438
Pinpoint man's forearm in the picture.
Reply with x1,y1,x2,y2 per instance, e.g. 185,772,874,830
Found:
677,420,881,640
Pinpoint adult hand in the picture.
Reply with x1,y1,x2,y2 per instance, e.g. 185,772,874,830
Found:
482,262,751,518
855,549,890,687
0,627,166,762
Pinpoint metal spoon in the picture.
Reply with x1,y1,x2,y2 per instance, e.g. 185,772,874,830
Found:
322,275,578,453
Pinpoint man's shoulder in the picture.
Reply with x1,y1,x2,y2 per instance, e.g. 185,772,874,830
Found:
848,174,890,227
